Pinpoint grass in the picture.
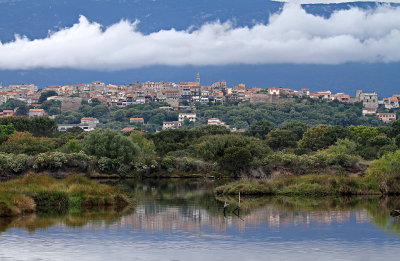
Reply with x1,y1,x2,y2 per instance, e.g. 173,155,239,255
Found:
215,174,386,196
0,172,133,217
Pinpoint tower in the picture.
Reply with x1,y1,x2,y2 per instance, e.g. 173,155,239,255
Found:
196,72,200,86
356,90,362,102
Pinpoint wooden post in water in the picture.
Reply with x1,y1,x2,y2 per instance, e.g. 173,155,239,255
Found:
223,199,229,216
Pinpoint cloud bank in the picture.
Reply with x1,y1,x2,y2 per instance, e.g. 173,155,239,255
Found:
0,3,400,70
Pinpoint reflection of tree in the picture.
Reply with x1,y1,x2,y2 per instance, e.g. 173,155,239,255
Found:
119,179,400,235
3,179,399,236
364,197,400,235
217,195,400,234
0,206,133,233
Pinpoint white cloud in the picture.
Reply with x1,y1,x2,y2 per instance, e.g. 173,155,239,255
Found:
0,3,400,70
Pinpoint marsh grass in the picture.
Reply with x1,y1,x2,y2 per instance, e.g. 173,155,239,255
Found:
0,172,133,217
215,174,383,196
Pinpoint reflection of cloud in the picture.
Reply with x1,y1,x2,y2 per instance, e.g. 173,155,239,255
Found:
0,4,400,70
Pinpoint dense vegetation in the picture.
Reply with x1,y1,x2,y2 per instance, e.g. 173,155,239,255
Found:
0,115,398,179
51,99,388,132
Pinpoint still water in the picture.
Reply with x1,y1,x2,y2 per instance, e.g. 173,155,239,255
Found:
1,179,400,261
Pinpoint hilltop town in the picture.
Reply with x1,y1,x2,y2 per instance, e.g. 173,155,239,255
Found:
0,73,398,132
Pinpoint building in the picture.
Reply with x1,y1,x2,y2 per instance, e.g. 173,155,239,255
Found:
268,87,281,95
383,96,399,109
362,107,377,115
196,72,200,86
356,90,379,108
178,113,196,123
28,109,45,118
0,110,14,118
81,117,99,129
310,91,332,100
332,93,350,102
301,88,310,96
130,118,144,124
377,113,397,123
162,121,181,130
207,118,227,126
58,117,99,132
211,81,227,92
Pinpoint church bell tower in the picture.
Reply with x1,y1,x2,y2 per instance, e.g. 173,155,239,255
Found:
196,72,200,86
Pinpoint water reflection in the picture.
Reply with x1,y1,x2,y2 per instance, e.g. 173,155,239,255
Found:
0,179,399,235
1,179,400,260
0,206,132,234
116,179,400,236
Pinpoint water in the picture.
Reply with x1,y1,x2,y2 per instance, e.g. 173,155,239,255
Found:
0,179,400,261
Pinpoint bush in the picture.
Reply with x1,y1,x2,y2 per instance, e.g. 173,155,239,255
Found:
0,132,56,155
0,153,29,174
33,152,68,171
219,147,252,172
7,154,29,173
61,139,83,153
83,129,139,163
262,149,361,175
66,153,93,171
98,157,114,173
194,134,271,163
133,156,159,174
161,156,175,173
368,150,400,177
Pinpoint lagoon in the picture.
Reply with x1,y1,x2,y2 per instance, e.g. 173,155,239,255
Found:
0,179,399,261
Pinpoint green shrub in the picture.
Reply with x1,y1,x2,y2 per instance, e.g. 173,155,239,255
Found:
98,157,114,173
133,157,159,174
83,129,139,163
0,153,29,174
66,153,93,171
33,152,68,171
161,156,175,173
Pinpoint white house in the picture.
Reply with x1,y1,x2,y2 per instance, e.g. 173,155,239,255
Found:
178,113,196,123
207,118,226,126
162,121,181,130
